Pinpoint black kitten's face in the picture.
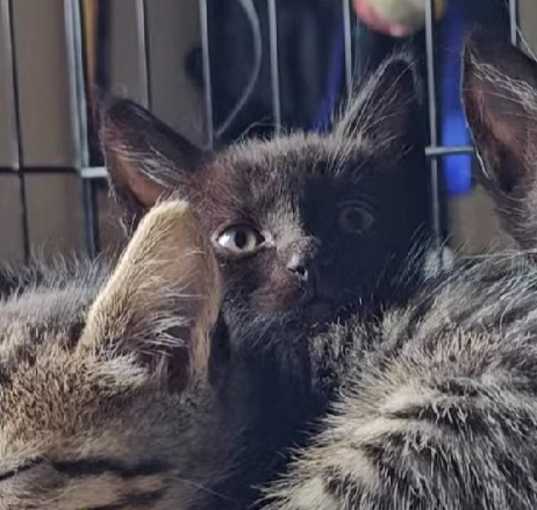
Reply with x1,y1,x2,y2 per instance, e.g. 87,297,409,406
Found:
101,51,429,330
192,134,427,327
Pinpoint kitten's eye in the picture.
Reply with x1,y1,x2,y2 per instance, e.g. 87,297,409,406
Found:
338,204,374,235
215,225,265,257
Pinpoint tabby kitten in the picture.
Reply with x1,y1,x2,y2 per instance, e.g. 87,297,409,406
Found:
100,50,431,336
0,198,344,510
0,200,260,509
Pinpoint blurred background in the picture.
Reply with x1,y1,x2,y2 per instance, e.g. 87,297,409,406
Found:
0,0,536,263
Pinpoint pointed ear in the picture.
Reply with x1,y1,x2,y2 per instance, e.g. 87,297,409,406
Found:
78,200,222,392
335,51,422,151
100,99,206,232
462,32,537,250
463,31,537,196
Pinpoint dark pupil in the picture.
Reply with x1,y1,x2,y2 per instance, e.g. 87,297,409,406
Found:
346,210,362,228
235,230,248,249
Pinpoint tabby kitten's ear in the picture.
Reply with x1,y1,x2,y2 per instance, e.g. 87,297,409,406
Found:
78,200,222,391
335,51,422,150
463,31,537,249
100,99,207,232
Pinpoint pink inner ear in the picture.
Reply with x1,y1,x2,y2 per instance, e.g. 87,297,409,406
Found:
469,75,523,150
126,169,167,208
487,95,531,167
493,119,522,150
472,81,535,191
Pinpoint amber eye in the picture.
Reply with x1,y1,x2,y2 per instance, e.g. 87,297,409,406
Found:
214,225,265,257
338,204,374,235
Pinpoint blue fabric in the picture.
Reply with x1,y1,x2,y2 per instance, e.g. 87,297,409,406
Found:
312,3,473,196
440,1,472,195
311,28,344,132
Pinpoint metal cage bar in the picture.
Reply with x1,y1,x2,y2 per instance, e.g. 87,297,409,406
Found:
267,0,282,132
425,145,473,157
0,0,19,169
5,0,29,262
67,0,99,257
510,0,519,45
66,0,89,169
199,0,214,149
82,177,99,256
424,0,442,248
342,0,353,95
0,0,525,260
140,0,151,110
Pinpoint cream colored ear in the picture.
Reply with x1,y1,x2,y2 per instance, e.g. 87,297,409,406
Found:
79,199,221,391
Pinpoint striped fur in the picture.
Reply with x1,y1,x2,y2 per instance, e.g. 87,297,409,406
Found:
263,254,537,509
0,199,328,510
0,200,242,509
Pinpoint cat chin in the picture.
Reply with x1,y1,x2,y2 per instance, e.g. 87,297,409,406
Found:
222,293,371,349
277,299,365,335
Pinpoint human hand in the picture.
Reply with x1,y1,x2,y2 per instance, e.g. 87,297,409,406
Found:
353,0,447,37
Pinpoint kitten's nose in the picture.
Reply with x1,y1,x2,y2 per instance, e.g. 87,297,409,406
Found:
284,237,319,283
281,236,320,285
287,254,309,282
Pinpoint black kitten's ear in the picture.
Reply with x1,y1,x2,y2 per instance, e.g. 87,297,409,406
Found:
79,200,222,392
100,99,206,232
463,30,537,196
335,51,422,150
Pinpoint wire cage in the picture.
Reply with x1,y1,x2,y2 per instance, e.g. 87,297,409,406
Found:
0,0,528,262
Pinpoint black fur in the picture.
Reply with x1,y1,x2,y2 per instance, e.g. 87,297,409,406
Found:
101,50,431,341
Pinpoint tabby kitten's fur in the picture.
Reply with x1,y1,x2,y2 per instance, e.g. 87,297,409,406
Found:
7,210,537,508
0,199,337,510
100,51,431,336
263,255,537,509
0,201,239,509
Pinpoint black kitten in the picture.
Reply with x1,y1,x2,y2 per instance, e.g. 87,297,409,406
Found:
100,51,431,338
